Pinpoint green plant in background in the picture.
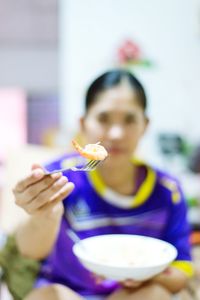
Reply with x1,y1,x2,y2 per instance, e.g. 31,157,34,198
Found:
187,197,199,208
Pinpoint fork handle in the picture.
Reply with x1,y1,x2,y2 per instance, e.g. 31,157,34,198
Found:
45,168,69,175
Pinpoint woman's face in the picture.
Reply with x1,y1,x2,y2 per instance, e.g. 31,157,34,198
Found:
80,82,149,165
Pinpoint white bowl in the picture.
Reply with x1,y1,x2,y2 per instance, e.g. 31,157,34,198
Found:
73,234,177,281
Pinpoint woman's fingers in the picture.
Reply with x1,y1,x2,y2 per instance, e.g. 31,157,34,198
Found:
120,279,143,288
31,163,43,171
25,176,71,213
38,181,75,214
13,168,45,194
13,163,75,216
16,173,62,206
92,273,106,284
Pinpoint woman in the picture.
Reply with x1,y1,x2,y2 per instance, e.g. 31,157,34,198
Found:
13,69,193,300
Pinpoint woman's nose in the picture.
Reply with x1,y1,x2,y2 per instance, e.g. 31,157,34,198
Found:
107,125,124,139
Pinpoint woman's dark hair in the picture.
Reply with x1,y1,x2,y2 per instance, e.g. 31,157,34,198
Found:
85,69,147,112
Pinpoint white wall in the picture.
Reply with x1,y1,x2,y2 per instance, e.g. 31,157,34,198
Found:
59,0,200,152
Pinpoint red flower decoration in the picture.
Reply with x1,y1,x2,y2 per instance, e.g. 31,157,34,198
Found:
117,40,142,64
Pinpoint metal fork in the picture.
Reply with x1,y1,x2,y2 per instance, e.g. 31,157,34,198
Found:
45,159,101,175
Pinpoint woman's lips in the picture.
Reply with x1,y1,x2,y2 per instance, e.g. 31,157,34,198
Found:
107,147,126,154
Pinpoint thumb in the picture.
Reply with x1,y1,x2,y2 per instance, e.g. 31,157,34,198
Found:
31,163,44,171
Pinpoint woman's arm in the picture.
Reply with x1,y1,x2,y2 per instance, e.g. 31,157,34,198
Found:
15,204,63,260
119,266,189,293
152,266,189,293
13,165,74,260
155,178,193,293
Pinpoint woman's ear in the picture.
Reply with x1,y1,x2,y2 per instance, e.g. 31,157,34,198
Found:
79,116,85,133
142,116,150,135
145,116,150,128
77,117,87,145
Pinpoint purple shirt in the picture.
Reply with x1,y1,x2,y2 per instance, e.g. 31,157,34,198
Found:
35,153,192,296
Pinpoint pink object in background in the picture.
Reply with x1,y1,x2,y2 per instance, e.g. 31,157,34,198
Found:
116,39,153,68
0,88,27,161
117,39,142,63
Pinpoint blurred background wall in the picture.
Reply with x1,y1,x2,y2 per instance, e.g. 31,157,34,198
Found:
60,0,200,144
0,0,59,152
0,0,58,91
0,0,200,149
0,0,200,231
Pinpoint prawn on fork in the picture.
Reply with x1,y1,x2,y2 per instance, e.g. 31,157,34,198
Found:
45,140,108,175
72,140,108,161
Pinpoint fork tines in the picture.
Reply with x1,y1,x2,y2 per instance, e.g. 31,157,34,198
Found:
45,159,101,175
71,159,101,171
86,160,101,170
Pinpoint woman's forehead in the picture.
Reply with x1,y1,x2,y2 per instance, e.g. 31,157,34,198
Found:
98,83,136,100
89,88,142,113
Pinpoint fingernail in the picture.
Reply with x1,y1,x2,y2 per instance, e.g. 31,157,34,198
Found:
51,172,62,179
33,170,44,178
163,268,171,275
55,177,68,186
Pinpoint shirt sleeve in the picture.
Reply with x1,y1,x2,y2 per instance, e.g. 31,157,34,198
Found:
161,178,194,277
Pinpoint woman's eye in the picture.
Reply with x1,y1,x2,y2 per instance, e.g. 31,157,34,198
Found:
125,114,137,124
97,114,109,123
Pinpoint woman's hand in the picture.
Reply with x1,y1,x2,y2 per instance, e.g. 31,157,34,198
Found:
120,279,144,289
13,163,74,219
13,164,75,259
152,266,189,293
92,273,144,289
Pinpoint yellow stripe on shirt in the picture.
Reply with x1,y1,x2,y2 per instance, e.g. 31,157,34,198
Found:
88,159,156,208
131,164,156,207
171,260,194,277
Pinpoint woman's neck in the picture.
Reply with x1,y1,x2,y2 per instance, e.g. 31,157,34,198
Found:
98,161,137,195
